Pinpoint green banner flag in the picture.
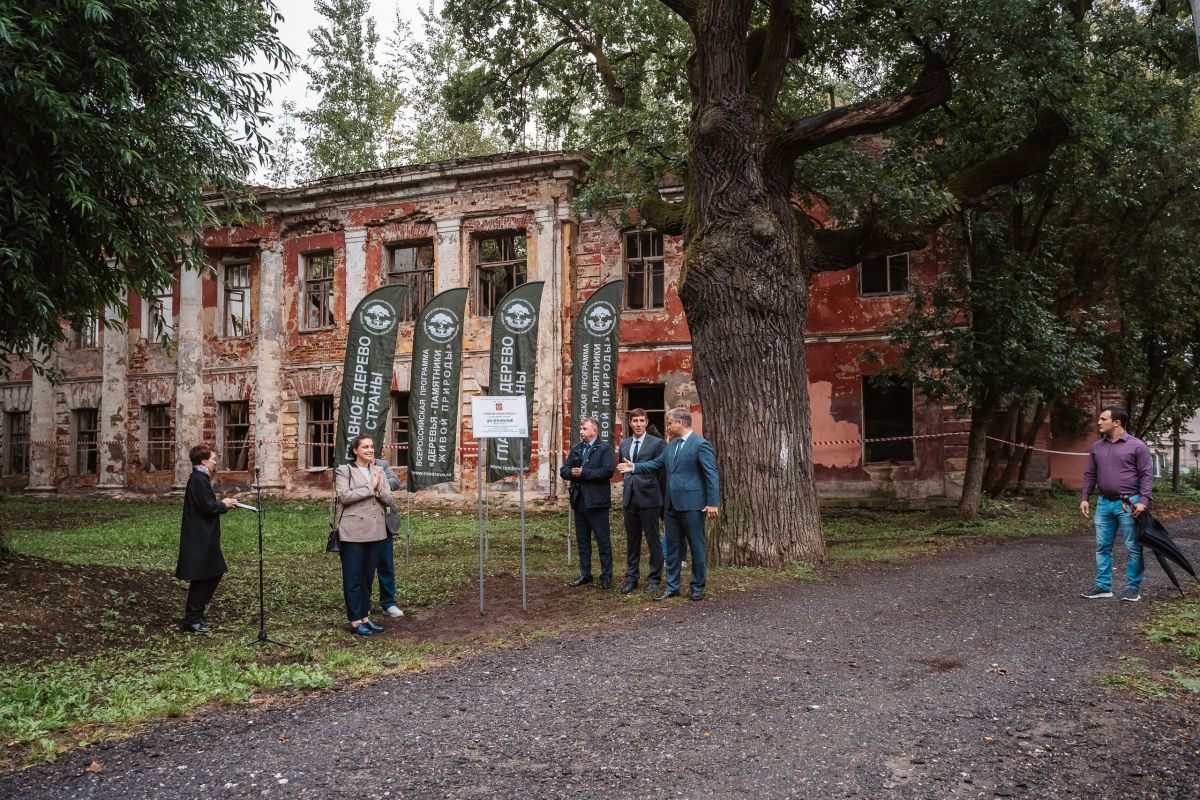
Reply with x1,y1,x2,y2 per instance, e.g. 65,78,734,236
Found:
335,285,409,466
486,281,544,482
408,288,467,491
570,280,622,445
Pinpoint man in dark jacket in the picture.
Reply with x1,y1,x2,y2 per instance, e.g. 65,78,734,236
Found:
559,416,615,588
373,457,404,617
176,444,237,633
617,408,666,594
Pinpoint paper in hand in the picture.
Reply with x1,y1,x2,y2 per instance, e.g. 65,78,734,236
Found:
234,502,258,512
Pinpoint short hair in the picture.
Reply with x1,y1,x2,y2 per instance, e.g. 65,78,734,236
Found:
665,407,692,428
349,434,374,455
1103,405,1129,429
189,444,213,465
580,416,599,432
627,408,648,421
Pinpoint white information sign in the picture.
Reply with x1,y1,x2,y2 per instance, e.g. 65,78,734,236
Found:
471,395,529,438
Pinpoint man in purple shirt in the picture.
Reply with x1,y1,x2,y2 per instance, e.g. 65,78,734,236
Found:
1079,406,1154,602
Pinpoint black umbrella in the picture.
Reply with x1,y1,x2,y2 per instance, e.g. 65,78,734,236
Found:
1134,510,1197,596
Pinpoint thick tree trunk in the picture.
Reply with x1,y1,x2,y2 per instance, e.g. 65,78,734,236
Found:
986,401,1021,497
959,397,998,519
678,3,825,567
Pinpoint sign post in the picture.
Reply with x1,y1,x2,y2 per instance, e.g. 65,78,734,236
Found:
471,395,530,612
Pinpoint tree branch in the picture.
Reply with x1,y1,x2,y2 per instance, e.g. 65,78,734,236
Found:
946,109,1071,202
748,0,803,109
772,55,951,158
656,0,699,25
809,218,930,273
637,195,687,236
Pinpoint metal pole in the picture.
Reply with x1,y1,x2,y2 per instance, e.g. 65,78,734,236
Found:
519,440,527,611
405,490,413,563
567,503,573,564
477,444,485,616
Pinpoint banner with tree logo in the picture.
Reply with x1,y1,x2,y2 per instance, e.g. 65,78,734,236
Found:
335,285,409,466
408,288,467,490
570,280,622,445
486,281,544,482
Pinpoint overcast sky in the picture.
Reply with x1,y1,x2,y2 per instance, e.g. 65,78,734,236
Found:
267,0,420,112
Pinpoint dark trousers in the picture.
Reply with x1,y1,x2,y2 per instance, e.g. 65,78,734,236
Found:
183,575,222,626
340,539,385,621
573,502,613,580
663,508,707,594
623,505,663,583
377,535,396,610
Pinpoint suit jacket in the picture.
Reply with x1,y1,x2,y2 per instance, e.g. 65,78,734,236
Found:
373,458,401,536
635,433,720,512
618,434,665,509
335,463,394,543
175,467,229,581
559,439,615,509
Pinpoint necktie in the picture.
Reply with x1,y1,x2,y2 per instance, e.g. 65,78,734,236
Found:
632,439,640,462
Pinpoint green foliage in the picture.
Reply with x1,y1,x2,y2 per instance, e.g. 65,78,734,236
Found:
0,0,294,370
298,0,400,177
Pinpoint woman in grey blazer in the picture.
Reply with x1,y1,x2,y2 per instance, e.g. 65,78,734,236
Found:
335,435,394,635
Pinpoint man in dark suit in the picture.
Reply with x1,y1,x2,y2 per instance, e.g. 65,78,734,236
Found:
618,407,719,601
559,416,615,588
175,444,238,633
617,408,666,595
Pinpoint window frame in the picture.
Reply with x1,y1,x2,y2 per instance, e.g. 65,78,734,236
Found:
73,408,100,475
389,391,411,464
473,232,527,317
859,252,911,297
302,251,336,331
145,286,175,339
304,396,335,469
222,261,252,338
386,241,435,322
220,400,251,471
624,384,668,439
623,230,666,311
4,411,30,474
143,404,173,472
70,315,101,349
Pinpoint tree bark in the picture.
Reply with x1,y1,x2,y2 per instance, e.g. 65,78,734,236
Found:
672,0,824,566
959,395,998,519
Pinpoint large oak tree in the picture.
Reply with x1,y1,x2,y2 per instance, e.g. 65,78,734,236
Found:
444,0,1100,565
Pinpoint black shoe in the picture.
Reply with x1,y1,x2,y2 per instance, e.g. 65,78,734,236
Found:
364,619,384,632
644,580,660,594
180,622,211,634
690,589,705,601
599,577,612,590
619,579,637,594
568,575,593,587
654,589,681,601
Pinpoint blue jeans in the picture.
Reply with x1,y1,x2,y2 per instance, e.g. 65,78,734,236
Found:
377,536,396,610
340,539,385,621
1094,495,1143,591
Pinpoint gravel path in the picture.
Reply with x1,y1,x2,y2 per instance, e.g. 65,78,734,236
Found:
5,518,1200,799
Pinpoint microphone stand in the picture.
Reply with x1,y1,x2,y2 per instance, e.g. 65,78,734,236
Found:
251,465,289,648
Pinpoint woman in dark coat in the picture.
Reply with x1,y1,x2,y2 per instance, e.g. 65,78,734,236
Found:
176,444,237,633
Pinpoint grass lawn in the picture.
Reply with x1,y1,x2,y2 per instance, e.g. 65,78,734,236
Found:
0,488,1197,767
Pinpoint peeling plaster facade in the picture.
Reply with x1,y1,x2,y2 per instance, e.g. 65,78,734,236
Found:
0,151,1039,506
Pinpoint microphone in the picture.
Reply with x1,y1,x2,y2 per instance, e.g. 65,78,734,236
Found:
572,453,582,468
254,464,261,474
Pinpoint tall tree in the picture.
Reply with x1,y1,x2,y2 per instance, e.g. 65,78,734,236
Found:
444,0,1082,565
299,0,399,177
0,0,293,370
266,100,303,187
387,1,507,164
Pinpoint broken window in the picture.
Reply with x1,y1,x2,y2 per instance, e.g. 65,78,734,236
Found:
147,286,175,338
144,404,173,471
71,316,100,349
390,391,410,463
860,252,910,296
304,396,334,469
387,241,434,321
5,411,30,474
862,376,914,463
304,252,335,330
223,262,251,337
474,233,527,316
625,384,667,439
73,408,100,475
221,401,250,471
624,230,665,310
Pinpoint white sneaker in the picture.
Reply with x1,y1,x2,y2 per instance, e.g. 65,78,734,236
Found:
385,605,405,618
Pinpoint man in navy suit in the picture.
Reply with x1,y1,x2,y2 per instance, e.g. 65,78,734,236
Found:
617,408,666,595
560,416,616,588
618,407,719,601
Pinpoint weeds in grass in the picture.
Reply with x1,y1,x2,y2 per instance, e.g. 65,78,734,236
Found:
1100,656,1168,696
